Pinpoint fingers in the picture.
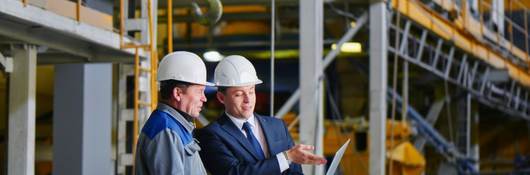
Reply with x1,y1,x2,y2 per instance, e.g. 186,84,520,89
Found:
291,144,327,165
295,144,314,151
305,153,327,165
301,145,314,151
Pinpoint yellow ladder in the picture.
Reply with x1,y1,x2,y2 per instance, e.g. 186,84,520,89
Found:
117,0,157,174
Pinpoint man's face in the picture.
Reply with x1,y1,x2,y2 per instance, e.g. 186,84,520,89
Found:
176,84,207,117
217,85,256,119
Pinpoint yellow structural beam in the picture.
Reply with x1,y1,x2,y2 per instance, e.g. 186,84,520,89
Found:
148,0,158,111
168,0,172,53
432,0,530,12
483,0,530,11
421,0,530,64
392,0,530,86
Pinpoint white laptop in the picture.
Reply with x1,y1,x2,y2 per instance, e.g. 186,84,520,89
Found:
325,139,351,175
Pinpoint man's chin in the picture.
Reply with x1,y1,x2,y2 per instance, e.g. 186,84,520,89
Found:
190,112,200,118
242,112,253,118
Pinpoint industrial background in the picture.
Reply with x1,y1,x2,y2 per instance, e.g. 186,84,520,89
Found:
1,0,530,174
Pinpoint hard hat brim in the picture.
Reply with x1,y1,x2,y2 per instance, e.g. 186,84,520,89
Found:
194,81,215,86
157,78,215,87
203,81,216,86
215,79,263,87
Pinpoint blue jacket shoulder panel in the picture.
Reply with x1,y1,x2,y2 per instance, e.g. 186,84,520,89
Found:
141,110,193,145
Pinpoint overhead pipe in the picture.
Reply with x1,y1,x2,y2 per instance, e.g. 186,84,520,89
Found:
191,0,223,26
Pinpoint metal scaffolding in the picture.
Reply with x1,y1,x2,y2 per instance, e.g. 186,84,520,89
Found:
388,12,530,119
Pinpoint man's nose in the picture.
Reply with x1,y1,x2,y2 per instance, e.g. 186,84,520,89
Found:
201,92,207,102
243,94,250,103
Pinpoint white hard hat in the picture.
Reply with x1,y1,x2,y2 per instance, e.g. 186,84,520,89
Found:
214,55,263,87
157,51,214,86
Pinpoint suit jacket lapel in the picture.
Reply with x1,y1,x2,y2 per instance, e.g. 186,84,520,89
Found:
256,114,276,156
218,113,261,160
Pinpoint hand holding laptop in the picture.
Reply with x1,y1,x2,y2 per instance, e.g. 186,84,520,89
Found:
284,144,327,165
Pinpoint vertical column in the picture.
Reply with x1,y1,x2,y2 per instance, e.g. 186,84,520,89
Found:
466,94,471,155
53,63,112,175
472,113,480,171
369,2,387,175
456,93,471,155
83,64,112,174
140,0,149,44
299,0,323,174
8,45,36,175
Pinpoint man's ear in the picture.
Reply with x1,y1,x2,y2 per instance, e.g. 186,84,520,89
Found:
216,92,225,104
172,87,182,102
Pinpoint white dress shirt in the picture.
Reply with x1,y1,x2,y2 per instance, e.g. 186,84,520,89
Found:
226,113,290,173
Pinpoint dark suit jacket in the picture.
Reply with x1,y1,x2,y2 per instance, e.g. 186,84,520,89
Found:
195,113,303,175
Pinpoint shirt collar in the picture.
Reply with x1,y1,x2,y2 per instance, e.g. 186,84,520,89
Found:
226,112,256,130
157,103,195,133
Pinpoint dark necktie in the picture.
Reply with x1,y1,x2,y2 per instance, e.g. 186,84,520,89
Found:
242,122,266,160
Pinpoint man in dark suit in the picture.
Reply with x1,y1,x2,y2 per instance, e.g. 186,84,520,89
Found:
195,55,327,175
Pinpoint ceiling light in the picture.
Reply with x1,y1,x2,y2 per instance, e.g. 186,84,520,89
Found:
203,50,224,62
331,42,362,53
350,21,357,28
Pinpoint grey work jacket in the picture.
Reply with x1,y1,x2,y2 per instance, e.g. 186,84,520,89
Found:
135,103,207,175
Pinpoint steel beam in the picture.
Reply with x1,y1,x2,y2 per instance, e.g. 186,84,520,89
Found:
444,47,455,79
8,45,36,175
415,99,445,151
432,39,444,69
369,2,387,175
415,30,428,61
299,0,324,174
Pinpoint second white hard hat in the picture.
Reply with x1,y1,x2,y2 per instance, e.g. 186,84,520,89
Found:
214,55,262,87
157,51,214,86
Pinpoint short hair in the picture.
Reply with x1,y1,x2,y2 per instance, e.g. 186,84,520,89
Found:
217,86,228,94
159,80,192,101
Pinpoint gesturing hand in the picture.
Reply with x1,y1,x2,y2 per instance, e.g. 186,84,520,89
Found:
285,144,327,165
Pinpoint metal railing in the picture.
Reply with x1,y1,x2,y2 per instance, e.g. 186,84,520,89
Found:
424,0,530,67
477,0,530,63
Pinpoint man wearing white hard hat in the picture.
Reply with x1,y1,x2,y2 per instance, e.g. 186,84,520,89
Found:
135,51,212,175
195,55,327,175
